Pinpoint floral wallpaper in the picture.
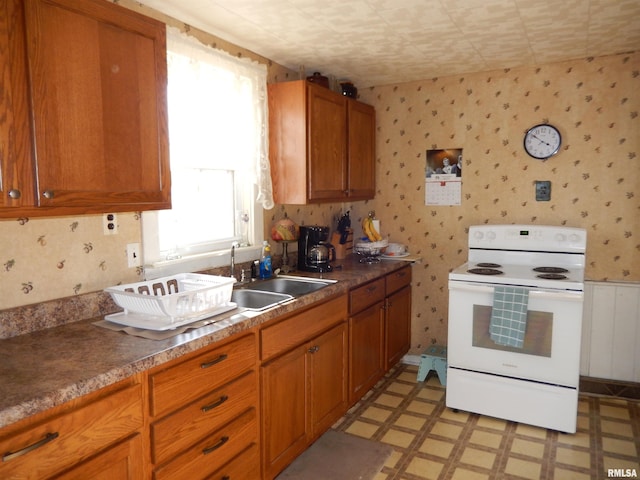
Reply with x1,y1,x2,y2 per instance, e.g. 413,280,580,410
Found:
344,51,639,353
0,0,637,357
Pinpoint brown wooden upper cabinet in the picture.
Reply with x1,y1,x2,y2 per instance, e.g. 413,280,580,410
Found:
0,0,170,217
268,80,375,204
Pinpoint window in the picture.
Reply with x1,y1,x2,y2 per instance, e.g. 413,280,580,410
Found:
143,27,273,279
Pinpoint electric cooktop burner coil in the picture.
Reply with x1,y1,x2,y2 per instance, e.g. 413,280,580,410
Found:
533,266,569,274
536,273,568,280
468,268,503,275
476,263,502,268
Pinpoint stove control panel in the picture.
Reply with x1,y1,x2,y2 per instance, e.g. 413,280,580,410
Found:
469,225,586,253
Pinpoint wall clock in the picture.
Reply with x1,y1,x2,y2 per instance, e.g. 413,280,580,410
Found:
523,123,562,160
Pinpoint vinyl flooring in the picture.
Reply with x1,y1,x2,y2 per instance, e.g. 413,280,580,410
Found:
332,364,640,480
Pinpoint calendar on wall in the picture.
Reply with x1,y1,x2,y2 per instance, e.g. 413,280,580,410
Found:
425,148,462,206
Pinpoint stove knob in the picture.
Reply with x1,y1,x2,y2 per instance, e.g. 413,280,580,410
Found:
569,234,580,243
473,231,484,240
486,231,496,240
555,233,567,242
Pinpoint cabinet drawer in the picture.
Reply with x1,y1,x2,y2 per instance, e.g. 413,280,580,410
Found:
153,408,257,480
0,383,143,480
151,371,257,464
349,278,385,314
385,265,412,295
261,295,347,360
149,333,256,418
210,443,260,480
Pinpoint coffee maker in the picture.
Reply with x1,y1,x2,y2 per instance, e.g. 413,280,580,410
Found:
298,225,334,273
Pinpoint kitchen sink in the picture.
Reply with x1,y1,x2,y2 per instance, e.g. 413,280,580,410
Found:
244,275,336,296
232,275,337,311
231,289,293,311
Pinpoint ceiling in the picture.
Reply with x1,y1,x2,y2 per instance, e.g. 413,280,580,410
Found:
141,0,640,88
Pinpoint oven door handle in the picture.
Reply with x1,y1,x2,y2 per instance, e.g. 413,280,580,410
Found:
449,282,583,301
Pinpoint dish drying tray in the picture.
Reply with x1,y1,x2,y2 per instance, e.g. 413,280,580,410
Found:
104,273,237,331
354,239,388,264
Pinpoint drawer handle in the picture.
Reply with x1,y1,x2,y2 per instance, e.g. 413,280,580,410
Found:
201,354,228,369
366,285,378,294
3,432,59,462
201,395,229,413
308,345,319,354
203,436,229,455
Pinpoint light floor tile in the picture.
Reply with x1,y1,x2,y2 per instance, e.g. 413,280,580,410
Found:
601,419,633,437
381,428,416,448
556,446,591,467
387,382,415,396
404,456,444,479
460,446,496,470
345,420,379,439
509,437,545,458
469,430,502,449
397,371,418,383
419,438,454,458
515,423,548,439
504,457,542,480
362,406,392,423
603,456,640,470
599,404,631,420
475,415,507,431
552,467,592,480
450,467,491,480
385,449,403,468
430,421,464,440
375,393,404,408
394,413,427,431
558,431,590,448
417,387,444,402
602,437,637,456
406,399,436,415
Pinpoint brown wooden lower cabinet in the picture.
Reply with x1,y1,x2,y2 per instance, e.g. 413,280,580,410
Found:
260,295,348,480
0,376,144,480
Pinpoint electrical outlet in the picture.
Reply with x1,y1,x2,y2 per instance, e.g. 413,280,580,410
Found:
127,243,141,268
103,213,118,235
535,181,551,201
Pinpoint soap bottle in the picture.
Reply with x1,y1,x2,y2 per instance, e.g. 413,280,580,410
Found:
259,240,272,279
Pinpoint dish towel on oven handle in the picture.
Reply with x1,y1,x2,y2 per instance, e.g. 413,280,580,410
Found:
489,286,529,348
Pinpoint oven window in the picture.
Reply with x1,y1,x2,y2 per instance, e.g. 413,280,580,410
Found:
472,305,552,357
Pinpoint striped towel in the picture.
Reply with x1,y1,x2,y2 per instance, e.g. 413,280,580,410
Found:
489,286,529,348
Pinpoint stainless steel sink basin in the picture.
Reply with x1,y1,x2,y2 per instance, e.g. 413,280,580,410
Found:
231,289,293,311
243,275,336,296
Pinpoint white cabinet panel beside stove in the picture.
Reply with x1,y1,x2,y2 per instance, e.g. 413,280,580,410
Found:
446,224,586,434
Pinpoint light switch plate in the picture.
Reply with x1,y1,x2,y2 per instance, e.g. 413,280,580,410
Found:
535,180,551,201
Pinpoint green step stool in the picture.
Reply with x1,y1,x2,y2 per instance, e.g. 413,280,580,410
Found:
417,345,447,385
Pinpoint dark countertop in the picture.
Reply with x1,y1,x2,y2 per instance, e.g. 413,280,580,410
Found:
0,256,415,429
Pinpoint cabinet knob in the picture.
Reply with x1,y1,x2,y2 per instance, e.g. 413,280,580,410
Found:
308,345,320,354
42,189,54,199
8,189,21,199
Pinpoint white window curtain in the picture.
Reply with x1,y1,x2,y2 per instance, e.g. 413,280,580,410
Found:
166,27,273,211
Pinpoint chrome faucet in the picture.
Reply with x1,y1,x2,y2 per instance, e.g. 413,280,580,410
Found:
230,241,239,280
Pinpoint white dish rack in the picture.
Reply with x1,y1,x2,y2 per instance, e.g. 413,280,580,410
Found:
104,274,237,330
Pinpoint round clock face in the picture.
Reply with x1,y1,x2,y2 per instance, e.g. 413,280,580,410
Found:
524,124,562,160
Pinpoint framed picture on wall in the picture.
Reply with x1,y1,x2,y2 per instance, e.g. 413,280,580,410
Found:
425,148,462,206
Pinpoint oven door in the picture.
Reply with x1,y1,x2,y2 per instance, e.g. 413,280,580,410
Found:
447,280,583,387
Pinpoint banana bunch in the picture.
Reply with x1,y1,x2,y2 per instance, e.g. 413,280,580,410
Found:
362,212,382,242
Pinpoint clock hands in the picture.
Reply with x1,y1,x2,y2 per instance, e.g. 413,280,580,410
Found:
531,133,551,146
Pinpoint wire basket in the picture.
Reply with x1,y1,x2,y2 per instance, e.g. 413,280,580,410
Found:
105,273,236,322
354,239,388,263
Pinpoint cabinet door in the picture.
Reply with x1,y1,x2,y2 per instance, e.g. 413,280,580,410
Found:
307,84,347,201
24,0,170,211
0,0,35,209
347,100,375,200
261,344,308,479
386,285,412,370
309,323,348,437
349,301,385,404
